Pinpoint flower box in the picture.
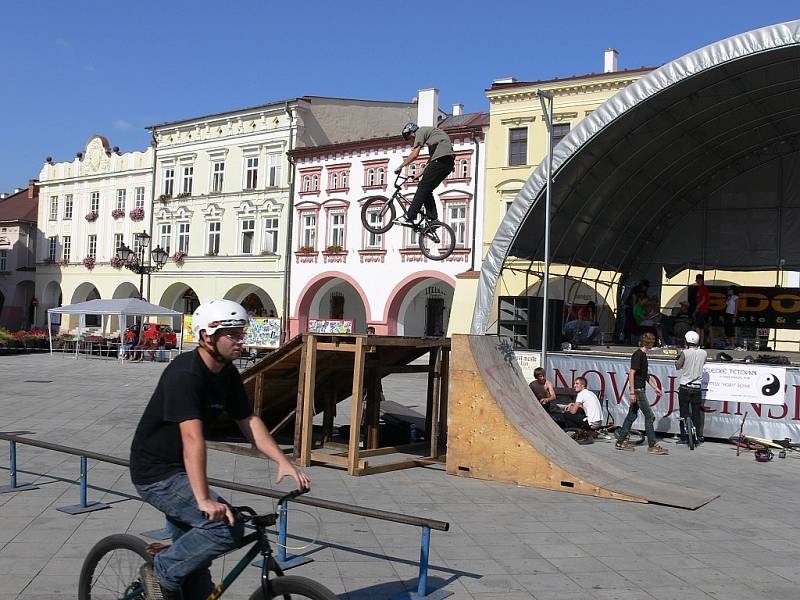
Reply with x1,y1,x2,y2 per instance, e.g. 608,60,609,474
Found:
129,207,145,221
172,250,187,266
85,211,98,222
110,256,125,269
82,256,96,270
158,194,172,203
111,208,126,219
298,246,315,254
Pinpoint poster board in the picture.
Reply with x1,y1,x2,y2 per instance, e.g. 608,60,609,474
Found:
244,317,281,349
182,314,194,344
308,318,354,334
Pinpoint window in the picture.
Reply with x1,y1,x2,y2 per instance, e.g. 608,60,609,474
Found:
408,164,417,178
48,236,57,261
62,236,71,263
263,217,279,254
245,157,258,189
163,168,175,196
135,187,145,208
207,221,221,255
211,161,225,193
49,196,58,220
182,166,193,195
240,219,255,254
178,222,190,253
552,123,570,146
328,211,345,248
64,195,73,219
365,210,383,249
133,233,143,257
114,233,124,255
459,159,469,179
447,203,467,247
367,169,375,186
311,174,319,191
268,153,281,187
300,213,316,249
159,224,171,255
508,127,528,166
330,173,338,190
302,176,310,193
116,189,126,211
341,171,348,189
0,250,6,271
377,167,385,185
90,191,100,213
404,226,419,248
88,234,97,258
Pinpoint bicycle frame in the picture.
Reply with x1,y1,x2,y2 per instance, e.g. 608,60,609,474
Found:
204,526,280,600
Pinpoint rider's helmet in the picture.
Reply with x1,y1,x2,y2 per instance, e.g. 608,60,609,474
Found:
401,122,419,141
684,330,700,345
754,448,774,462
192,299,249,340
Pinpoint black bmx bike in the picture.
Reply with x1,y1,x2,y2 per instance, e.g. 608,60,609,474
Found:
360,173,456,260
77,488,336,600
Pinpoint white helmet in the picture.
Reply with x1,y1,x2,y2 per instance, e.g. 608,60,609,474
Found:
685,330,700,345
192,299,249,339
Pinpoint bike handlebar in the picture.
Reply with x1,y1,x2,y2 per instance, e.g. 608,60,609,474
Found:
202,487,310,522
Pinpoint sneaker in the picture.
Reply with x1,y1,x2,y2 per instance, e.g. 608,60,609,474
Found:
615,440,635,451
696,437,704,445
648,444,669,455
139,564,181,600
675,438,688,445
392,216,414,227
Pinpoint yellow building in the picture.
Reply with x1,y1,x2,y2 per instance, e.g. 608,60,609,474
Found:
449,55,653,335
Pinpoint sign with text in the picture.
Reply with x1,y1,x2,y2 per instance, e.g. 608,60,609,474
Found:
705,363,785,405
244,317,281,349
690,285,800,329
308,318,354,334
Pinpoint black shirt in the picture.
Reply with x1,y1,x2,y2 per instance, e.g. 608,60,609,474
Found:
130,349,252,485
630,348,649,390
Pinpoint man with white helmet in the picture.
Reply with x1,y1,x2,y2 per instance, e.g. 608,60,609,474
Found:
675,330,708,445
130,299,310,599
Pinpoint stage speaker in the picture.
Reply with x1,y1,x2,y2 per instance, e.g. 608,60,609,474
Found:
528,297,563,352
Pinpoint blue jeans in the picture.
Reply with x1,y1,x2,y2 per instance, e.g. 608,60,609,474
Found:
616,388,657,447
135,472,244,595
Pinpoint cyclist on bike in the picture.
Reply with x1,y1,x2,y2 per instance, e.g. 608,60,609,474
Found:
675,330,707,445
393,121,455,226
130,299,310,599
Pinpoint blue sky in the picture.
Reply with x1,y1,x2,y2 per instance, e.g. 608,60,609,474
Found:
1,1,798,193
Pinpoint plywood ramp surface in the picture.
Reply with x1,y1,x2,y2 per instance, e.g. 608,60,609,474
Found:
446,334,717,510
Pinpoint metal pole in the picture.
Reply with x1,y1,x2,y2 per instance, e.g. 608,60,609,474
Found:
416,526,431,596
278,499,288,562
80,456,88,507
10,441,17,489
537,90,554,370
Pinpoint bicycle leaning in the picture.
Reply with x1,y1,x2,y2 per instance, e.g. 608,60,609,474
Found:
78,488,337,600
360,173,456,261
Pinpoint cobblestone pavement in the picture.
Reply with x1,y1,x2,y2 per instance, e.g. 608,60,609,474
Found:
1,352,799,599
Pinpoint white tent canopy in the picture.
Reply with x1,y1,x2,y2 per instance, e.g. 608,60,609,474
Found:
47,298,182,360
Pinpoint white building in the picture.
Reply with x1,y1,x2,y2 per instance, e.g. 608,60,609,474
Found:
147,96,418,330
35,136,154,329
288,89,488,336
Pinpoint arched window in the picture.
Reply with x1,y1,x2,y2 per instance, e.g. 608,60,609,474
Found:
312,174,319,191
377,167,385,185
460,159,469,178
409,164,416,178
303,176,310,192
367,169,375,186
341,172,348,188
331,172,338,189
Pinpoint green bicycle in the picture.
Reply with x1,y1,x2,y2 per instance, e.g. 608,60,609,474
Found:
78,488,336,600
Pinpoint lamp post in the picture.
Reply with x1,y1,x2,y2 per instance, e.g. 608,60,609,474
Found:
115,230,169,300
536,89,555,371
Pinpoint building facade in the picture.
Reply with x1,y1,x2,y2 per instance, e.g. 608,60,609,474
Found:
35,136,153,330
0,182,39,330
288,90,487,336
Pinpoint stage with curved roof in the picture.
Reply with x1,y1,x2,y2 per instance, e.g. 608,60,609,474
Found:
474,20,800,333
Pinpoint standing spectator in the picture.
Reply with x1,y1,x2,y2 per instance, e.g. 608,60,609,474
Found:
724,286,739,348
529,367,556,412
675,330,708,445
615,332,669,454
623,280,649,344
693,274,710,346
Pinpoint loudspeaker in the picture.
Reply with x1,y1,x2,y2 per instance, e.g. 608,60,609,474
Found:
528,297,563,352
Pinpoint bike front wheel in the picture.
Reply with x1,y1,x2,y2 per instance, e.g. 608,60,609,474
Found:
249,574,339,600
418,220,456,261
78,533,150,600
361,197,396,234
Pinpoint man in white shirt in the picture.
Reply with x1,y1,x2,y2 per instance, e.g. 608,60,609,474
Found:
675,330,708,445
563,377,604,429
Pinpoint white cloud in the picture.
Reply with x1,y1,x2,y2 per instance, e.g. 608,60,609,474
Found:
113,120,133,130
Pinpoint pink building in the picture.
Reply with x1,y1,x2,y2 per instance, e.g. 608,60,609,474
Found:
0,181,39,330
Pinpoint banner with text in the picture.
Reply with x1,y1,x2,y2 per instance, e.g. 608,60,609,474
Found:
516,350,800,440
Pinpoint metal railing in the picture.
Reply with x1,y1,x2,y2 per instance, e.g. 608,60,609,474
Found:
0,433,450,599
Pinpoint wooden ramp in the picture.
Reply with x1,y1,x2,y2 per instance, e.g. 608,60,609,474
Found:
446,334,717,509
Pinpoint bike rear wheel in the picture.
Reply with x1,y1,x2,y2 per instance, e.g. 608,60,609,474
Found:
249,574,339,599
78,533,150,600
361,197,396,234
608,426,646,445
729,434,767,451
418,220,456,260
687,419,696,451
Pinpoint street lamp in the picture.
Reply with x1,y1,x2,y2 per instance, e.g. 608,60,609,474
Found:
116,230,169,299
536,89,555,371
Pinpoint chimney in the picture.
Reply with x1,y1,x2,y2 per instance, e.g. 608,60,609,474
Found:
0,193,6,200
452,103,464,116
14,188,22,193
28,179,38,200
604,48,619,73
492,76,517,85
416,88,439,127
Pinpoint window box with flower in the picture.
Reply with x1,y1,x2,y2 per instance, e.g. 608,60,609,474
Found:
129,207,145,221
57,259,69,267
82,256,96,270
85,211,98,222
111,208,126,219
172,250,187,266
298,245,315,254
175,192,191,200
158,194,172,204
110,256,125,269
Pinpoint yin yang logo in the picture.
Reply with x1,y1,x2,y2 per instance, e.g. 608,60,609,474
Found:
761,374,780,396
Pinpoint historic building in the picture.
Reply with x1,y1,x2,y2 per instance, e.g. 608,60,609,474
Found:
0,181,39,330
288,89,488,336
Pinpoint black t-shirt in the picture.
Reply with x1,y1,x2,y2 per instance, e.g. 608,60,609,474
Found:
130,349,252,485
630,348,648,390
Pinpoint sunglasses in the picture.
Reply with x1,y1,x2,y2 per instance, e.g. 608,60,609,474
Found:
219,331,247,342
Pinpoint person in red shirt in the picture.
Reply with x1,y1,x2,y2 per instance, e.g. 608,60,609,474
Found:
693,274,710,347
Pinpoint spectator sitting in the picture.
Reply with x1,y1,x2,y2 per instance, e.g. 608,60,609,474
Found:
123,327,140,360
529,367,556,413
150,334,168,362
130,336,154,362
562,377,604,430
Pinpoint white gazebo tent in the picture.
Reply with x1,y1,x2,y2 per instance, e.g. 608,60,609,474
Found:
47,298,183,361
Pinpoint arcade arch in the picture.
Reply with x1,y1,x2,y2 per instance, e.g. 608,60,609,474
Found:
294,273,369,335
223,284,277,317
385,273,456,337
